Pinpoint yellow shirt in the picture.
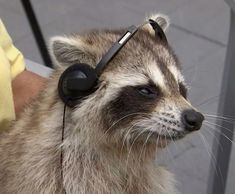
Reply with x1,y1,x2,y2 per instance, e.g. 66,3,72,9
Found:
0,19,25,130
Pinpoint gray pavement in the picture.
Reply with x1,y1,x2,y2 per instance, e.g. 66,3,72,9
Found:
0,0,234,193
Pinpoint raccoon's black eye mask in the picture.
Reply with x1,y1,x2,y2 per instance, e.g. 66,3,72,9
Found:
58,19,168,108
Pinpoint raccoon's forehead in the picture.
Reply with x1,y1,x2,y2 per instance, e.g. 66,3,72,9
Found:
64,29,183,91
80,29,183,89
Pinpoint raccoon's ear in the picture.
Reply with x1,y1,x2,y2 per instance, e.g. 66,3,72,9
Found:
49,36,96,67
143,13,170,36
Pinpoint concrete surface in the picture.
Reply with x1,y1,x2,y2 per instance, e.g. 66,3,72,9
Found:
0,0,234,193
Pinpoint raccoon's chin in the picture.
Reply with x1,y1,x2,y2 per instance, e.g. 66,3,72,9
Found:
155,133,185,148
138,130,187,147
127,130,187,149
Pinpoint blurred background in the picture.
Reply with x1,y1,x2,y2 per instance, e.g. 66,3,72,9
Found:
0,0,234,193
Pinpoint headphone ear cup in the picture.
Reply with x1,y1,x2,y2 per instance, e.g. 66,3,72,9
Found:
58,63,97,107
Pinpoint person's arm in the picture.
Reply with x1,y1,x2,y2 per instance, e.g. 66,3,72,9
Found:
12,70,47,117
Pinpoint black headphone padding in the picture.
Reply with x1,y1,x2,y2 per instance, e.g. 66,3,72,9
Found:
58,63,97,107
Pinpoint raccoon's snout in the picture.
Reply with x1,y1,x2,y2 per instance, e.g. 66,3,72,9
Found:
181,110,204,132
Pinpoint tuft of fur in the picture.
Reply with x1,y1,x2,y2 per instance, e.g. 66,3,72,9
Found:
0,13,198,194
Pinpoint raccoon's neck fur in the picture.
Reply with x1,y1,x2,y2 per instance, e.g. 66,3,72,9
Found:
62,132,158,193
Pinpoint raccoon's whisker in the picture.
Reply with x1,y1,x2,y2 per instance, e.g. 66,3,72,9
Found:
106,113,149,132
156,128,162,150
163,132,175,162
204,114,235,122
196,94,221,107
205,117,235,124
164,129,178,166
139,131,155,172
95,113,149,145
204,120,234,133
125,127,150,173
120,121,141,157
203,122,235,146
198,131,224,186
127,126,149,153
138,130,154,164
165,129,176,146
120,117,151,159
205,115,235,121
163,133,171,157
159,129,164,149
202,113,235,121
202,126,223,152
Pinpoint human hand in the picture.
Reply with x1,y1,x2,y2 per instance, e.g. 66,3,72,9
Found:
12,70,47,117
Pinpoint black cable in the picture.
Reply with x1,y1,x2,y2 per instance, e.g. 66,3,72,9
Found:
20,0,53,68
61,103,67,194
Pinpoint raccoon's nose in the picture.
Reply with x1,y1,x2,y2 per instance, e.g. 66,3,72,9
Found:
181,110,204,131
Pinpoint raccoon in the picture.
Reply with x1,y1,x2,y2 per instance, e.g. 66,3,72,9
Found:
0,14,204,194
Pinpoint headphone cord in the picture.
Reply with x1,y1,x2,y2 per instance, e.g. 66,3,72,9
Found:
61,103,67,194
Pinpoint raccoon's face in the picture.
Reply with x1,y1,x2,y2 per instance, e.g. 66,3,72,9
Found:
50,14,204,147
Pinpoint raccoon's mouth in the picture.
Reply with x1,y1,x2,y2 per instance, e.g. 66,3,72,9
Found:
157,132,186,141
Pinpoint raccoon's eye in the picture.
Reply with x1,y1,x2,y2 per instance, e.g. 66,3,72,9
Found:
137,86,158,98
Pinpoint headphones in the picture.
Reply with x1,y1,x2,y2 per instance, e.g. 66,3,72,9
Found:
58,19,168,107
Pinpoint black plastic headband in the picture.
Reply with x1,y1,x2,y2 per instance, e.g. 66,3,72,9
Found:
94,20,167,77
95,25,138,76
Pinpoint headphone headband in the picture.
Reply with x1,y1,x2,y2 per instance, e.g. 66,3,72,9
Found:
95,25,138,76
95,20,167,76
